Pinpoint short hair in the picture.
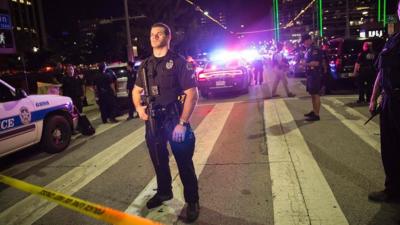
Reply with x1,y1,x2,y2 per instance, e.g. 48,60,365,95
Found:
151,23,171,36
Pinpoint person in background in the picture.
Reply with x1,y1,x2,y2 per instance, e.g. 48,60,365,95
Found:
271,42,296,97
126,61,138,120
301,34,324,121
95,62,118,123
61,64,85,113
353,42,376,104
252,58,264,85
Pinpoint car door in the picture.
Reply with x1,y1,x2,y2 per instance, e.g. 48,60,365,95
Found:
0,81,37,156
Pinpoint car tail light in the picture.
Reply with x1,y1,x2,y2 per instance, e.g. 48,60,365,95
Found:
335,58,342,70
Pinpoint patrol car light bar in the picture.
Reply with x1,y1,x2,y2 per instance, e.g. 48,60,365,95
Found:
198,70,243,79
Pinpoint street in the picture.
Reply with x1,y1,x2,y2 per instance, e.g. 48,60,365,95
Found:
0,73,399,225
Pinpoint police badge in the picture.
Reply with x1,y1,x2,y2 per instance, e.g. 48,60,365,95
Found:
19,107,31,125
166,60,174,69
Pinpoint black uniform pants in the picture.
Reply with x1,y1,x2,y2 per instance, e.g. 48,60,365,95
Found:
357,73,374,102
254,68,264,84
380,94,400,193
98,93,116,122
145,117,199,203
128,88,136,117
71,97,83,113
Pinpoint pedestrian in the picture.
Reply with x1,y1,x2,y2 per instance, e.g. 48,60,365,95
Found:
271,42,295,97
61,64,85,113
353,42,376,104
132,23,200,222
126,61,138,120
95,62,118,123
368,0,400,203
252,58,264,85
301,34,324,121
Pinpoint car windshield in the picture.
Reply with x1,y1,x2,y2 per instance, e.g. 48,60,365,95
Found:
205,60,240,70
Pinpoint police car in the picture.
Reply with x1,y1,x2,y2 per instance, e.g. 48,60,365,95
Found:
0,79,79,157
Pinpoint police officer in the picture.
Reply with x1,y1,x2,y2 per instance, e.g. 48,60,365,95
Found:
95,62,118,123
61,64,85,113
368,0,400,203
301,34,323,121
271,42,295,97
132,23,200,222
126,61,138,120
353,42,376,104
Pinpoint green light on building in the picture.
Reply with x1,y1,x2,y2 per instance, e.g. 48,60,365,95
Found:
273,0,280,41
378,0,381,22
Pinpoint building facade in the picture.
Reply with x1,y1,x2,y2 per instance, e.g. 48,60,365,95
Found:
6,0,46,53
276,0,390,41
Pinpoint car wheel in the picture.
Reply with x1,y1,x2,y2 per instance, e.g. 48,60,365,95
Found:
41,115,72,153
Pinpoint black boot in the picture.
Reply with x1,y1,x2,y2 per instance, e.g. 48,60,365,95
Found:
368,190,400,203
146,192,173,209
186,202,200,223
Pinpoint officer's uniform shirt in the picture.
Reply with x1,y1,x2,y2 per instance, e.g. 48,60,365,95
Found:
377,33,400,94
357,50,376,75
304,45,323,75
96,70,117,95
61,75,84,99
304,45,323,95
135,51,197,106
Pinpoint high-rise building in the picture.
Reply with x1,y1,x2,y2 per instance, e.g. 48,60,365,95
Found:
275,0,389,41
6,0,46,52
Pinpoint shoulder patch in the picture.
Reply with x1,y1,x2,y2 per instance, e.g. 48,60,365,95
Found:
166,60,174,70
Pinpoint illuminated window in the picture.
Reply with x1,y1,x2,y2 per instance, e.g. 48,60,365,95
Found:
26,1,31,5
16,26,21,30
19,0,24,3
12,0,17,2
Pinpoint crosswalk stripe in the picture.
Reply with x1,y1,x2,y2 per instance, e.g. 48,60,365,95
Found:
1,114,127,177
125,103,234,224
0,125,145,225
265,99,349,225
322,97,380,152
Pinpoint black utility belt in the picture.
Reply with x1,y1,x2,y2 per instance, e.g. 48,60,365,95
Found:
151,101,182,117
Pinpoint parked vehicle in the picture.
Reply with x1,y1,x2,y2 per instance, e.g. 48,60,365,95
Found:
0,79,78,157
196,59,250,98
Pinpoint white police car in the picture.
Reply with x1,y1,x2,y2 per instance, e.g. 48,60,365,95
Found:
0,79,79,157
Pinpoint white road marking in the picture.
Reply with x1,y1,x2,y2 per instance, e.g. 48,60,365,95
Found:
0,126,145,225
2,115,126,177
265,99,349,225
323,97,380,152
125,103,234,225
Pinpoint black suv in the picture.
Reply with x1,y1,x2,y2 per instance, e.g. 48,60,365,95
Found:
325,38,385,91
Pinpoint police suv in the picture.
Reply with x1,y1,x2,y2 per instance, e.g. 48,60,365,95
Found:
0,79,78,157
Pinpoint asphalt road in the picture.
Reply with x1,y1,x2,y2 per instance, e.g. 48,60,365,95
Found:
0,74,399,225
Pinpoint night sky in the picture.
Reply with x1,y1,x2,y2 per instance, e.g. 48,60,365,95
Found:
43,0,274,35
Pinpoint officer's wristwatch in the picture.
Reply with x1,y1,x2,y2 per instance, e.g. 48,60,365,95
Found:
178,119,189,127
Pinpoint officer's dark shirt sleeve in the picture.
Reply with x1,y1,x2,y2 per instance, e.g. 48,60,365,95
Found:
178,59,197,91
134,64,145,88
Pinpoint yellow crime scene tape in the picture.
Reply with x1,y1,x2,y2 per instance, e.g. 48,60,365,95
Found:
0,174,163,225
